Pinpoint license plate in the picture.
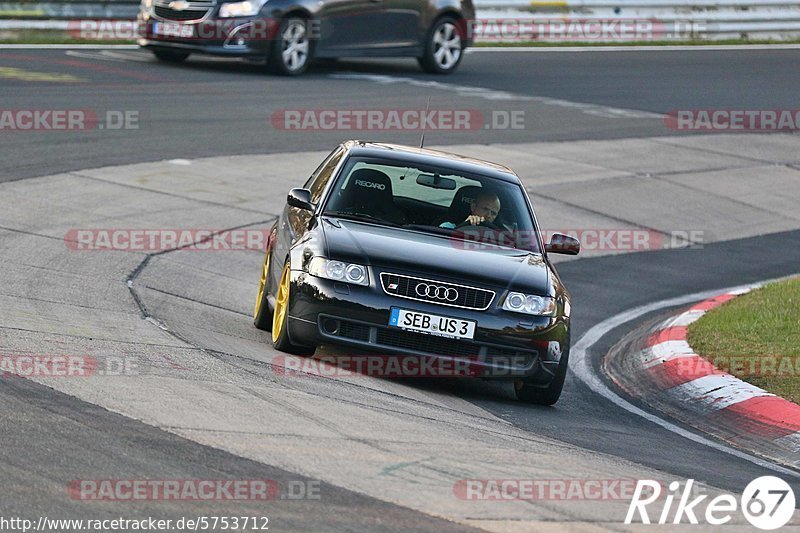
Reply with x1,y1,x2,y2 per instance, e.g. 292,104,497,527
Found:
152,22,194,38
389,308,476,340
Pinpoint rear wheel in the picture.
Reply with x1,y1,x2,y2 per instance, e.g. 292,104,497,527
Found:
152,49,190,63
418,17,464,74
268,18,312,76
514,348,568,406
271,260,315,355
253,249,273,331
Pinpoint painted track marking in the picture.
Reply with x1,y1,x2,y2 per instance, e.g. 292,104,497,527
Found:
570,279,800,479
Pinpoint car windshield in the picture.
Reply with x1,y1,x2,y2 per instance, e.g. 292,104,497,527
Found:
322,157,542,253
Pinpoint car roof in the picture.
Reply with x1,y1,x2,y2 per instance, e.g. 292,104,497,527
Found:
340,140,521,184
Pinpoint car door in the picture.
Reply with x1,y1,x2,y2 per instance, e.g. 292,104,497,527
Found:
316,0,383,53
371,0,426,48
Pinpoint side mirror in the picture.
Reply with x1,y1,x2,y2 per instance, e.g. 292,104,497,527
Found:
545,233,580,255
287,188,315,211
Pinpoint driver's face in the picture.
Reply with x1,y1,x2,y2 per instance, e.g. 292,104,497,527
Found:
472,197,501,222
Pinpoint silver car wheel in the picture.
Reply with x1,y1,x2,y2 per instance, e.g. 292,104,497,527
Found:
432,22,461,70
281,20,309,72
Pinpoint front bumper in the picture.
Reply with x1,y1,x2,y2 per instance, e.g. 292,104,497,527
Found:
137,12,278,57
285,268,569,382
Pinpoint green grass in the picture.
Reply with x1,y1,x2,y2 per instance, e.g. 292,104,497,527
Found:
0,29,135,44
688,278,800,404
0,37,136,44
0,29,136,44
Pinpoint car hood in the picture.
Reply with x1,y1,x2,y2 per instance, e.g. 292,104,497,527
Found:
321,218,551,295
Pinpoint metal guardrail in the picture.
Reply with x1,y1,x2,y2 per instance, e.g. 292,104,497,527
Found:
522,0,800,6
1,1,800,41
478,0,800,41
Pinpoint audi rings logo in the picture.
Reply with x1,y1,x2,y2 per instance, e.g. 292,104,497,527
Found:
415,283,459,302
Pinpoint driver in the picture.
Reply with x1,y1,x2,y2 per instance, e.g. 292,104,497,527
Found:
439,192,501,229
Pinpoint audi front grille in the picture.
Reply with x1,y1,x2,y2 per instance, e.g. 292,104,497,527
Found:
380,272,494,311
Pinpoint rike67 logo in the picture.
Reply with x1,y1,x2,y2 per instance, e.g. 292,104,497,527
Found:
626,477,796,530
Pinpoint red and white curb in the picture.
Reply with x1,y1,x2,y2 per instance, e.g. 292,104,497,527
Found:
604,287,800,469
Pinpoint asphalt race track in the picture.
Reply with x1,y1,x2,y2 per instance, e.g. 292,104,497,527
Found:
2,47,800,530
3,47,800,181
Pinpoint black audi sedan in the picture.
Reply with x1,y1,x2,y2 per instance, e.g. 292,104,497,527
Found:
137,0,473,75
253,141,580,404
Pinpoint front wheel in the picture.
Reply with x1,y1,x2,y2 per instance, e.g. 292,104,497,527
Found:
253,249,273,331
271,261,316,355
268,18,312,76
418,17,464,74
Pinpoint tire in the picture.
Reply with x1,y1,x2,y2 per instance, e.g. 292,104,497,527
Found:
271,260,316,355
268,18,313,76
514,346,568,406
418,16,464,74
152,49,190,63
253,249,273,331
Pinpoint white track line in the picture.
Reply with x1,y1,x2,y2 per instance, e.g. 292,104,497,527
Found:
331,72,661,119
569,279,800,479
471,44,800,52
64,49,152,62
65,50,126,62
101,50,152,62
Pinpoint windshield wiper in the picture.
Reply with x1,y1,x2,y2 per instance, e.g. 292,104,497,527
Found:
324,211,402,227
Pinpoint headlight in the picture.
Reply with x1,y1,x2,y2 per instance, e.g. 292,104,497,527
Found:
307,257,369,286
502,292,556,316
219,0,265,17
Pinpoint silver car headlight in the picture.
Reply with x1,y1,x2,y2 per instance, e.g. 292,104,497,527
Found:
502,292,556,316
219,0,265,18
307,257,369,286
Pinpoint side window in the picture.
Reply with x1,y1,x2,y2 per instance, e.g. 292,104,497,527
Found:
304,147,344,204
